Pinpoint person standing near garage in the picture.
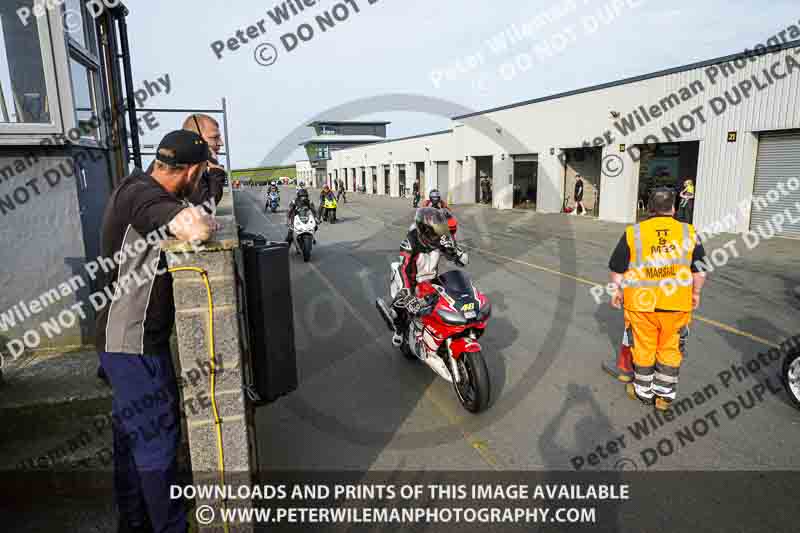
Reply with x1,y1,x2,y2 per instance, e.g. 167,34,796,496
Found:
96,130,220,533
574,174,586,215
607,187,707,411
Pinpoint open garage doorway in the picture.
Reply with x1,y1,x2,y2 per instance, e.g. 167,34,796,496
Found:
399,165,407,197
371,167,377,193
562,147,601,216
384,165,390,195
512,154,537,209
360,167,366,192
474,156,493,204
415,162,426,195
636,141,699,222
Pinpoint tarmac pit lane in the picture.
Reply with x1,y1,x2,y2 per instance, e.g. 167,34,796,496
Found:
570,434,627,470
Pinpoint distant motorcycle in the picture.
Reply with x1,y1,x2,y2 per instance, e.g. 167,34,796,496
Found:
266,191,280,212
291,206,316,262
376,269,492,413
782,347,800,410
322,195,337,223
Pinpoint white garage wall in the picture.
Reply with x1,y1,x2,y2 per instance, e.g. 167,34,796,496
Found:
324,44,800,232
457,44,800,230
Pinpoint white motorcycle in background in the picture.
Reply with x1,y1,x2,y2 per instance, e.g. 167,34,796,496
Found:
292,206,317,262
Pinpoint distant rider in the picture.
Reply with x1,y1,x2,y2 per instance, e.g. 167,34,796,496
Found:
391,208,469,345
422,189,457,237
267,180,280,199
286,188,318,243
319,184,331,218
422,189,449,210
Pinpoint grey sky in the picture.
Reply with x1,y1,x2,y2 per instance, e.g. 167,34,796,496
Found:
127,0,799,169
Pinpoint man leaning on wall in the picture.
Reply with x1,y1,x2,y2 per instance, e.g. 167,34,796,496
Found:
96,130,221,533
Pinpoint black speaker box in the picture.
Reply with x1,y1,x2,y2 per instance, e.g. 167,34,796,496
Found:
242,241,298,403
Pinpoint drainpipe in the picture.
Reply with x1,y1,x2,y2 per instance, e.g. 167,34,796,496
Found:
115,9,142,169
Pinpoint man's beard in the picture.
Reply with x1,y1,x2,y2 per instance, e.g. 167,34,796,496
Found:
178,170,203,199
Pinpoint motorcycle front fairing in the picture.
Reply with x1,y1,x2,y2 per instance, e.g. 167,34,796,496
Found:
416,274,490,359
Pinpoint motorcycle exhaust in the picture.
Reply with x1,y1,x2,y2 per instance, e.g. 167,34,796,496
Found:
375,298,398,332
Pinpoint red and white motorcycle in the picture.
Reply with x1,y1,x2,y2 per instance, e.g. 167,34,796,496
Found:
376,269,492,413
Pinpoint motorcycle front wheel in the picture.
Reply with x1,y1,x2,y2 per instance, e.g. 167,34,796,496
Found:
782,349,800,410
300,234,312,262
452,351,491,413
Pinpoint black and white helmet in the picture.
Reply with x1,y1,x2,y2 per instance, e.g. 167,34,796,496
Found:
415,207,450,249
429,189,442,204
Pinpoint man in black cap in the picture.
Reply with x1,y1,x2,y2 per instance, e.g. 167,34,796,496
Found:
96,130,220,533
144,114,227,214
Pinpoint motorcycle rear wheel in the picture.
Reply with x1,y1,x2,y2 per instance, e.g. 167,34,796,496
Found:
452,351,491,413
782,349,800,410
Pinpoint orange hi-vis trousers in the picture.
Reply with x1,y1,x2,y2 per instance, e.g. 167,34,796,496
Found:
624,310,691,400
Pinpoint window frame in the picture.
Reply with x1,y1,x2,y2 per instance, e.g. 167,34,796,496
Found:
0,2,66,139
63,0,107,147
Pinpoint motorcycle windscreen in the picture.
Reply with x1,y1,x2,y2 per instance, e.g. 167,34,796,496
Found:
436,270,478,320
436,270,472,293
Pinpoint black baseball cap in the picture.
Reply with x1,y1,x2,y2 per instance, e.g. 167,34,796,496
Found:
155,130,210,166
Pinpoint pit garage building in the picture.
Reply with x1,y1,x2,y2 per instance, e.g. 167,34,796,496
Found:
325,40,800,237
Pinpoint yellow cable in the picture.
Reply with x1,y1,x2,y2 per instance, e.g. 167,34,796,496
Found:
168,266,230,533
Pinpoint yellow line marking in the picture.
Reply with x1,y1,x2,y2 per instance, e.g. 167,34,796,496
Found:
422,387,503,470
350,206,781,349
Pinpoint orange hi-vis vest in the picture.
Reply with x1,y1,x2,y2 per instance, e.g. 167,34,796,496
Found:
622,217,696,312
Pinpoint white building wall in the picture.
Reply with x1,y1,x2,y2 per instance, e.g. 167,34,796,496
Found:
326,45,800,231
457,45,800,230
329,131,456,200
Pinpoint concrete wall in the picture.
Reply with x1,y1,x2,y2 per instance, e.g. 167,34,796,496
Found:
165,194,255,531
0,150,93,352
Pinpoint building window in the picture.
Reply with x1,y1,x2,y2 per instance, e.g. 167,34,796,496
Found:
0,3,53,124
65,0,105,141
320,125,338,135
70,58,99,138
316,145,329,159
65,0,98,55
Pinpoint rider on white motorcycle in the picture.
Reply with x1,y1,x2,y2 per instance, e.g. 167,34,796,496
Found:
285,188,318,243
391,208,469,346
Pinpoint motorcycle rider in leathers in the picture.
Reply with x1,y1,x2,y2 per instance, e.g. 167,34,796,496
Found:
422,189,458,239
285,188,318,243
391,208,469,346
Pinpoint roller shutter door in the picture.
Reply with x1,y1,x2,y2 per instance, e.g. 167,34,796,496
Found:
751,131,800,238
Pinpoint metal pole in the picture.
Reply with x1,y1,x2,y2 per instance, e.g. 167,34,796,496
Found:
117,15,141,169
222,97,232,172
